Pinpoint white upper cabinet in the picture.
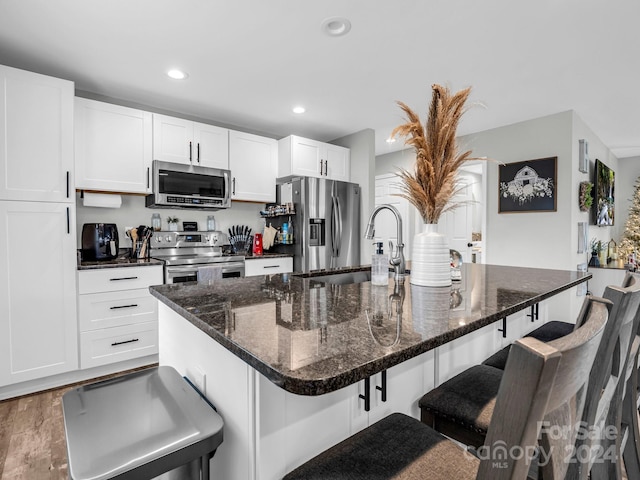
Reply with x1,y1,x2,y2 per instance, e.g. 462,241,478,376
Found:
278,135,350,182
0,65,74,202
152,114,229,169
324,143,350,182
229,130,277,203
75,98,152,194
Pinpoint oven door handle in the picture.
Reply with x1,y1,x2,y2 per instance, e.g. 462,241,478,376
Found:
165,267,200,275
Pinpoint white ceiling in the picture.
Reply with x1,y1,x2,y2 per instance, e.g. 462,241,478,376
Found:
1,0,639,158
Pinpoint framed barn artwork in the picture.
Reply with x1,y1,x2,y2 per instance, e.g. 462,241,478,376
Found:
498,157,557,213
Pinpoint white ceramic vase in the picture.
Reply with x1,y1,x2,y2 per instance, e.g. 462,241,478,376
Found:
410,223,452,287
410,284,452,336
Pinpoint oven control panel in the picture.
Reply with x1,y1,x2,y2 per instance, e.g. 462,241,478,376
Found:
152,231,229,248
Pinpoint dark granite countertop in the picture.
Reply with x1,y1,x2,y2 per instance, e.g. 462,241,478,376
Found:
78,253,164,270
245,253,294,260
589,259,632,271
149,264,590,396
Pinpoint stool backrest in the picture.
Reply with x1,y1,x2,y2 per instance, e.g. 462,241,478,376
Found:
565,273,640,476
477,296,610,480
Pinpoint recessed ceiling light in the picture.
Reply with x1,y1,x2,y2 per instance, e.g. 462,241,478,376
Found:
386,137,397,144
167,69,188,80
321,17,351,37
292,106,306,114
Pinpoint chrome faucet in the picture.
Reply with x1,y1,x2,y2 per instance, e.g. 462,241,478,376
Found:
364,204,406,282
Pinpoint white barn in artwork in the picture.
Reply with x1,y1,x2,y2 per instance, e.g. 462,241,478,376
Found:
512,166,539,186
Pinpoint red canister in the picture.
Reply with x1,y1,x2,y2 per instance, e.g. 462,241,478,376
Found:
253,233,263,256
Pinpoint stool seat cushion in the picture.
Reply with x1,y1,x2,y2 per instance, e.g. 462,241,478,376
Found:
284,413,479,480
482,321,575,370
419,365,503,436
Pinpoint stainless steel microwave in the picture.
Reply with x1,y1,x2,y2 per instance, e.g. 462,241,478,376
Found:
145,160,231,209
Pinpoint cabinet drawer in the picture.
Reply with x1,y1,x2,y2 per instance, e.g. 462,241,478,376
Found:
78,266,163,294
245,257,293,277
78,289,157,332
80,321,158,369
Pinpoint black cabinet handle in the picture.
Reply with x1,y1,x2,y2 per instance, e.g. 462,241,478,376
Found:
66,171,70,198
319,159,323,175
66,207,70,234
109,276,139,281
189,141,193,161
232,177,236,196
467,242,473,247
263,265,280,269
324,160,328,176
111,338,139,347
109,304,139,310
197,143,200,163
147,167,150,189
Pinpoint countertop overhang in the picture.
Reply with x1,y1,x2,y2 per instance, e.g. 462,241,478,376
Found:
150,264,591,396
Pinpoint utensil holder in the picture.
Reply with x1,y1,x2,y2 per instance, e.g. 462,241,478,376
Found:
132,240,149,259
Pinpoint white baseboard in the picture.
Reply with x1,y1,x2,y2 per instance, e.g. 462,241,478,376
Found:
0,354,158,401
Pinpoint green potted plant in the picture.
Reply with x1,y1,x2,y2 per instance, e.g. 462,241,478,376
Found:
167,216,179,232
579,181,593,212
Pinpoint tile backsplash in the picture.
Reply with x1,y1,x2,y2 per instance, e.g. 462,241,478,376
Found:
75,193,266,249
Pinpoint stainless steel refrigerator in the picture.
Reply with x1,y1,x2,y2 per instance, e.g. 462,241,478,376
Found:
277,176,360,273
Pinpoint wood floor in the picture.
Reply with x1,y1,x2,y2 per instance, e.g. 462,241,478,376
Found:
0,365,631,480
0,366,155,480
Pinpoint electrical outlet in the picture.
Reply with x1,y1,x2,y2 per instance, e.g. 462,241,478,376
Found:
187,366,206,394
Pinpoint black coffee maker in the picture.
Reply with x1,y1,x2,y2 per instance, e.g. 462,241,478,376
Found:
82,223,119,261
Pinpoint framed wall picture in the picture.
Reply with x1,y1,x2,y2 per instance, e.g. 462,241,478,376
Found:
498,156,557,213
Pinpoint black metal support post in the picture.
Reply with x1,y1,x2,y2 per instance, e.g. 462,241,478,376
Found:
359,377,371,412
376,370,387,402
498,317,507,338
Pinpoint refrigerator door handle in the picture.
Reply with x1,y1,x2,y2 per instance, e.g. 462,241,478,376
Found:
329,196,336,257
330,194,342,258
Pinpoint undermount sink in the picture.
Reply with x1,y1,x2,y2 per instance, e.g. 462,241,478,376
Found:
308,270,372,285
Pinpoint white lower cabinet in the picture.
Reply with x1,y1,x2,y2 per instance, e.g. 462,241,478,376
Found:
0,201,77,387
436,300,549,385
80,321,159,369
77,266,162,369
588,267,627,297
245,257,293,276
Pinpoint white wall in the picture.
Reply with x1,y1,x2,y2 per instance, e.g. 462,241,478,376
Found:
375,148,415,176
458,110,622,321
331,129,376,266
571,114,619,262
461,111,574,270
76,193,264,250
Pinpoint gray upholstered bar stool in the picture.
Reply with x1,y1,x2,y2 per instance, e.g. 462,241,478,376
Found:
419,278,640,478
62,366,224,480
283,296,609,480
621,336,640,480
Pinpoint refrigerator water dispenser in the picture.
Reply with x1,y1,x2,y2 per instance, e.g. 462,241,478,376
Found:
309,219,325,246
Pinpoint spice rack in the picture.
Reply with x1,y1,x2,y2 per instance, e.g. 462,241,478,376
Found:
260,203,296,218
261,203,296,249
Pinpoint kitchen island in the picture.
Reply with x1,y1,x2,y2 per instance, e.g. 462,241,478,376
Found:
150,264,590,480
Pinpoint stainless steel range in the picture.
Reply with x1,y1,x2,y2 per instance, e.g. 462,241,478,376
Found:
151,231,245,283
